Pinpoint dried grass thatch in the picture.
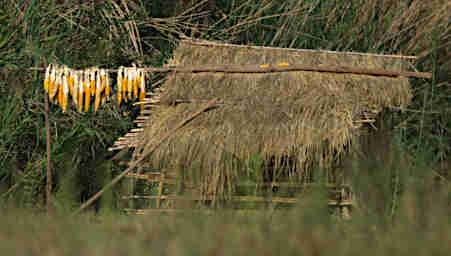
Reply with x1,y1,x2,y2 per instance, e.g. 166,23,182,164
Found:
133,39,413,198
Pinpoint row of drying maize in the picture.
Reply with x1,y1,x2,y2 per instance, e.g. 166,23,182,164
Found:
43,64,146,113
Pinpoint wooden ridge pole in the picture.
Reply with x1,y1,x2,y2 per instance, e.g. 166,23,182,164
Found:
181,38,419,60
73,98,218,215
29,64,432,79
155,64,432,79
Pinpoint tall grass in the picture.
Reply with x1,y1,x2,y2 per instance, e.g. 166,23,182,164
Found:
0,174,450,256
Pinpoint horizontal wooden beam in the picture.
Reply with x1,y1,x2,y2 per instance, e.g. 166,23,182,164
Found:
30,64,431,79
120,172,351,189
123,208,283,215
156,64,431,79
122,195,353,206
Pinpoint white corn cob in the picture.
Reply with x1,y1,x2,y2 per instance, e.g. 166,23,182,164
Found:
127,68,133,99
72,71,79,107
44,64,52,93
77,71,84,112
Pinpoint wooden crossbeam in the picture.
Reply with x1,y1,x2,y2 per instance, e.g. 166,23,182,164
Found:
30,64,431,79
122,195,353,206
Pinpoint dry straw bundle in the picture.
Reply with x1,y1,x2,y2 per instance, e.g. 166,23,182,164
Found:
133,40,413,199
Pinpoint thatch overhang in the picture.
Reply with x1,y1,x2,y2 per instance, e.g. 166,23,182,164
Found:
130,39,413,196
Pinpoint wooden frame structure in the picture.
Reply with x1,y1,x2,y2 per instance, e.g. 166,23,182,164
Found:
72,40,432,217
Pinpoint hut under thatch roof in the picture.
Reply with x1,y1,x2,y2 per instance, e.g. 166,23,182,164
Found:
124,39,413,200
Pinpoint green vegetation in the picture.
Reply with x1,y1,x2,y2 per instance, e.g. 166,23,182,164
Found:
1,178,450,255
0,0,449,254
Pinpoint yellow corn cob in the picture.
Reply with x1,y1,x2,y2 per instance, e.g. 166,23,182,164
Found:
68,70,74,97
139,70,146,111
77,72,84,112
117,68,123,106
122,68,128,102
48,67,58,102
139,92,145,111
44,64,51,93
84,71,91,112
94,69,101,112
62,74,69,112
57,84,63,106
90,70,96,97
133,69,138,100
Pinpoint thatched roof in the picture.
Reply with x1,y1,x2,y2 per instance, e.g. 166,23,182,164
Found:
131,39,412,196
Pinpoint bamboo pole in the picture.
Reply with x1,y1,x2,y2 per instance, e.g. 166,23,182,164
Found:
181,38,419,60
44,92,53,214
30,64,432,79
153,64,432,79
73,98,218,215
121,195,354,206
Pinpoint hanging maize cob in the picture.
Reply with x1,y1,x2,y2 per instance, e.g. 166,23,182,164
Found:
117,67,123,106
72,71,79,108
84,70,91,112
133,68,138,100
59,67,69,108
77,71,84,112
44,64,52,93
94,69,101,112
62,73,69,112
139,69,146,111
103,69,110,99
122,68,128,102
99,69,106,108
48,66,58,102
68,68,74,97
57,69,64,106
90,69,96,97
127,68,133,100
99,69,105,92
